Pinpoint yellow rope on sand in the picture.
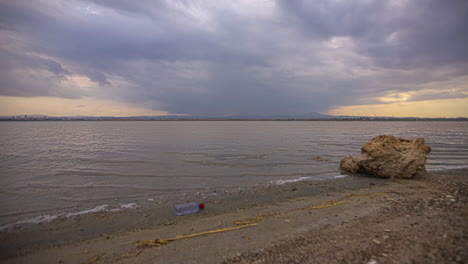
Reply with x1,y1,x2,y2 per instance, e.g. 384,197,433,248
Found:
123,223,257,248
235,216,265,225
298,201,346,210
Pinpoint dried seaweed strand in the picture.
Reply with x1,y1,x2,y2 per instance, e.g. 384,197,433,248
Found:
81,254,101,264
234,212,283,225
346,190,393,198
383,194,406,205
119,249,144,259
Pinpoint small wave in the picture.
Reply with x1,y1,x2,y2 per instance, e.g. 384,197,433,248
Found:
0,203,139,232
0,153,25,159
119,203,138,209
273,177,311,185
62,204,109,218
77,158,151,165
272,173,349,185
427,165,468,172
203,153,268,160
182,160,306,167
54,170,159,178
333,175,349,179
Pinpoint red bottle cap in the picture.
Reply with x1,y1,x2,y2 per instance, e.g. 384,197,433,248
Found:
199,203,205,209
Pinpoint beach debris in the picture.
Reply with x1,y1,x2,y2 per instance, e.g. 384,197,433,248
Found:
164,220,176,226
174,202,205,216
233,200,346,227
119,249,143,259
383,195,406,205
346,191,393,198
340,135,431,179
234,212,282,225
123,223,257,249
81,254,101,264
310,156,331,162
297,200,346,211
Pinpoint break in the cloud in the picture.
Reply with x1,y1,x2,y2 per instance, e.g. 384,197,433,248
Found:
0,0,467,117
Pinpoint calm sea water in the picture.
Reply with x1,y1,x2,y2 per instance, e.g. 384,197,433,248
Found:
1,121,467,228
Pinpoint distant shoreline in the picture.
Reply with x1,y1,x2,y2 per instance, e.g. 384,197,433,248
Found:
2,118,468,121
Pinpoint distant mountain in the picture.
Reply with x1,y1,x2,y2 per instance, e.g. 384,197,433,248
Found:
279,112,336,119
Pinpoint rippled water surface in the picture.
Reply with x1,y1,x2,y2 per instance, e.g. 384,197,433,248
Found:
1,121,467,226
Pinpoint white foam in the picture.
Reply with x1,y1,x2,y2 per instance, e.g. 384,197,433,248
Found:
273,173,351,185
427,165,468,172
0,203,139,232
333,174,349,179
120,203,138,209
273,176,311,185
0,214,59,231
64,204,109,218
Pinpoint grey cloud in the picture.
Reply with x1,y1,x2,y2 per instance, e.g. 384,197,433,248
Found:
276,0,387,39
84,0,171,19
408,90,468,102
82,70,111,86
0,48,78,97
277,0,468,70
0,49,71,76
0,70,84,99
0,0,467,116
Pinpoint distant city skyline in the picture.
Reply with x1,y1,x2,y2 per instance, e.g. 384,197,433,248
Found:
1,0,467,118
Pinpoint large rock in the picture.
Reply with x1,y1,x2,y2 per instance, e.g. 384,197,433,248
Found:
340,135,431,179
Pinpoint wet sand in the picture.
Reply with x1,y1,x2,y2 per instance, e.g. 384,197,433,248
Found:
1,169,467,264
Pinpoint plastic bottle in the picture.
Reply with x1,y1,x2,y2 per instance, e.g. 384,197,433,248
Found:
174,202,205,216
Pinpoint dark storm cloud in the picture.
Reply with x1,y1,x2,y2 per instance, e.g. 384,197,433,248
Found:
276,0,386,39
278,0,468,69
0,50,70,76
0,0,467,115
0,47,79,97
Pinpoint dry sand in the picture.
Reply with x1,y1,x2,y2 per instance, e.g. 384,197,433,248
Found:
1,169,467,264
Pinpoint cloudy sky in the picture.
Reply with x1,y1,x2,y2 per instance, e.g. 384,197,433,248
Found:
1,0,467,117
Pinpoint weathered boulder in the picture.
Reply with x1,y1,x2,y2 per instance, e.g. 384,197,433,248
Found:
340,135,431,179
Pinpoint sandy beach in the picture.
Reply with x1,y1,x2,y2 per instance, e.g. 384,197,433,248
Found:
1,169,466,264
